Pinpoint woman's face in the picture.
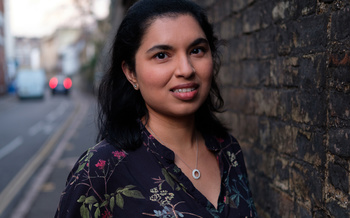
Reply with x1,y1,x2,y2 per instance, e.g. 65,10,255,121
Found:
124,14,213,119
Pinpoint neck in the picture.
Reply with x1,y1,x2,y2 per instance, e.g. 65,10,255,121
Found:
143,113,197,152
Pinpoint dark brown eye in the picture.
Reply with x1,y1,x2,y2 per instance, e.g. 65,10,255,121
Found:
155,52,167,59
191,47,206,55
192,48,201,54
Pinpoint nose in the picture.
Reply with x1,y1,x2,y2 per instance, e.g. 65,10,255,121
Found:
175,54,195,78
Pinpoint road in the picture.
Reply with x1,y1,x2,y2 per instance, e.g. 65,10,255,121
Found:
0,89,98,218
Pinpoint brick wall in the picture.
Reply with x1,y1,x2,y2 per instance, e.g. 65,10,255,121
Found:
193,0,350,217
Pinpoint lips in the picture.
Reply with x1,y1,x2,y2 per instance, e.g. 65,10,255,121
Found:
170,83,199,92
170,83,199,100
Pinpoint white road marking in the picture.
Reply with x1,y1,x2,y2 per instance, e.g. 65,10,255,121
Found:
46,111,57,123
46,101,69,123
31,101,69,136
43,124,55,135
28,121,44,136
0,136,24,161
9,98,88,218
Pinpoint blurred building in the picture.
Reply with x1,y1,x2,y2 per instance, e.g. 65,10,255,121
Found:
40,26,104,92
14,37,41,69
0,0,6,95
0,0,16,95
3,0,15,91
41,28,82,78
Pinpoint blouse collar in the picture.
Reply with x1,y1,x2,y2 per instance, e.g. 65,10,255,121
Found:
139,121,229,163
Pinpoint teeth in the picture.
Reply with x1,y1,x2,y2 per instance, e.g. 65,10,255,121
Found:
173,88,195,93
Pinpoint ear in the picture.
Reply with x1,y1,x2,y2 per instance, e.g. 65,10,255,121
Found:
122,61,137,85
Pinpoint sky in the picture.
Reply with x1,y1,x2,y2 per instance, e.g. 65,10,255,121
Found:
9,0,110,37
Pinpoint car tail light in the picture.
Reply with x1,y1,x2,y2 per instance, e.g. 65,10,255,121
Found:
63,78,72,89
49,77,58,89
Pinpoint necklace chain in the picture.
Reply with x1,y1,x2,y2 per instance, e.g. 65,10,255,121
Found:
147,126,201,180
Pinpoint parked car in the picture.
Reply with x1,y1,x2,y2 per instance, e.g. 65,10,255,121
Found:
49,75,72,95
16,69,46,99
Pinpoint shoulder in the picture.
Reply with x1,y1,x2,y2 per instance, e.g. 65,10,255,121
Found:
70,140,128,176
217,133,251,176
223,134,242,153
56,140,131,217
89,139,126,159
219,133,245,159
204,131,241,152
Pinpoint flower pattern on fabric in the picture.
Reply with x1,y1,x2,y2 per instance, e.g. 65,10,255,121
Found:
60,145,145,218
143,171,202,218
95,159,106,170
112,151,126,159
55,124,257,218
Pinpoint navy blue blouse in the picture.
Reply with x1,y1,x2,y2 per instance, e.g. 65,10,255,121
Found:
55,124,257,217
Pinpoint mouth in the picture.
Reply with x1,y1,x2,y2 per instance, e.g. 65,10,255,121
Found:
171,87,197,93
170,83,199,93
170,83,199,101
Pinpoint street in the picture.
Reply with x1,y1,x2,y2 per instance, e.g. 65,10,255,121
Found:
0,89,98,218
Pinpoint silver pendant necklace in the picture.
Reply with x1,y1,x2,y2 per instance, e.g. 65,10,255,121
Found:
147,126,201,180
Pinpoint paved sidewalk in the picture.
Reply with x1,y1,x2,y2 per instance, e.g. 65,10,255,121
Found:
12,93,98,218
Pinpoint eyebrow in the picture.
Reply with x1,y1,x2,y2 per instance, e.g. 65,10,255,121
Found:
146,45,174,54
146,37,209,54
189,38,209,48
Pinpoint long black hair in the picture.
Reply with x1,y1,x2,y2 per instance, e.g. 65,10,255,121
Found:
97,0,228,150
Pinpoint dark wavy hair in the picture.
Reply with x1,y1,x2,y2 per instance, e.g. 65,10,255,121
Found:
97,0,228,150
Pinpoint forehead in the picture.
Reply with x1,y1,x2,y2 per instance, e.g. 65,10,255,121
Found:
140,14,206,46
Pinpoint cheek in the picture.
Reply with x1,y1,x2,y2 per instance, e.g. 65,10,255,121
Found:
199,61,214,84
135,68,172,97
137,70,169,88
135,59,173,88
200,63,214,98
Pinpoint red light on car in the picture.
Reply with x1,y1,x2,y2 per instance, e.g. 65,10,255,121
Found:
63,78,72,89
49,77,58,89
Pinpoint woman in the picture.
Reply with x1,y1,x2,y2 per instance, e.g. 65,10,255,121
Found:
55,0,257,217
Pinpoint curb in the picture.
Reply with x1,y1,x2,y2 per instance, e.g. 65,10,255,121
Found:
10,97,89,218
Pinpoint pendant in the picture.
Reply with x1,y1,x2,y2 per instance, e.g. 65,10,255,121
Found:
192,169,200,180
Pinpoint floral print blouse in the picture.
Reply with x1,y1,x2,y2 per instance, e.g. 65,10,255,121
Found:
55,124,257,218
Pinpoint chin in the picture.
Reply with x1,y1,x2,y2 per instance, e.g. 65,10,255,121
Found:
168,105,201,117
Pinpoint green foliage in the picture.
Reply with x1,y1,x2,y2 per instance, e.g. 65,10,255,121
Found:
75,151,94,174
116,193,124,209
162,168,175,190
77,185,145,217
